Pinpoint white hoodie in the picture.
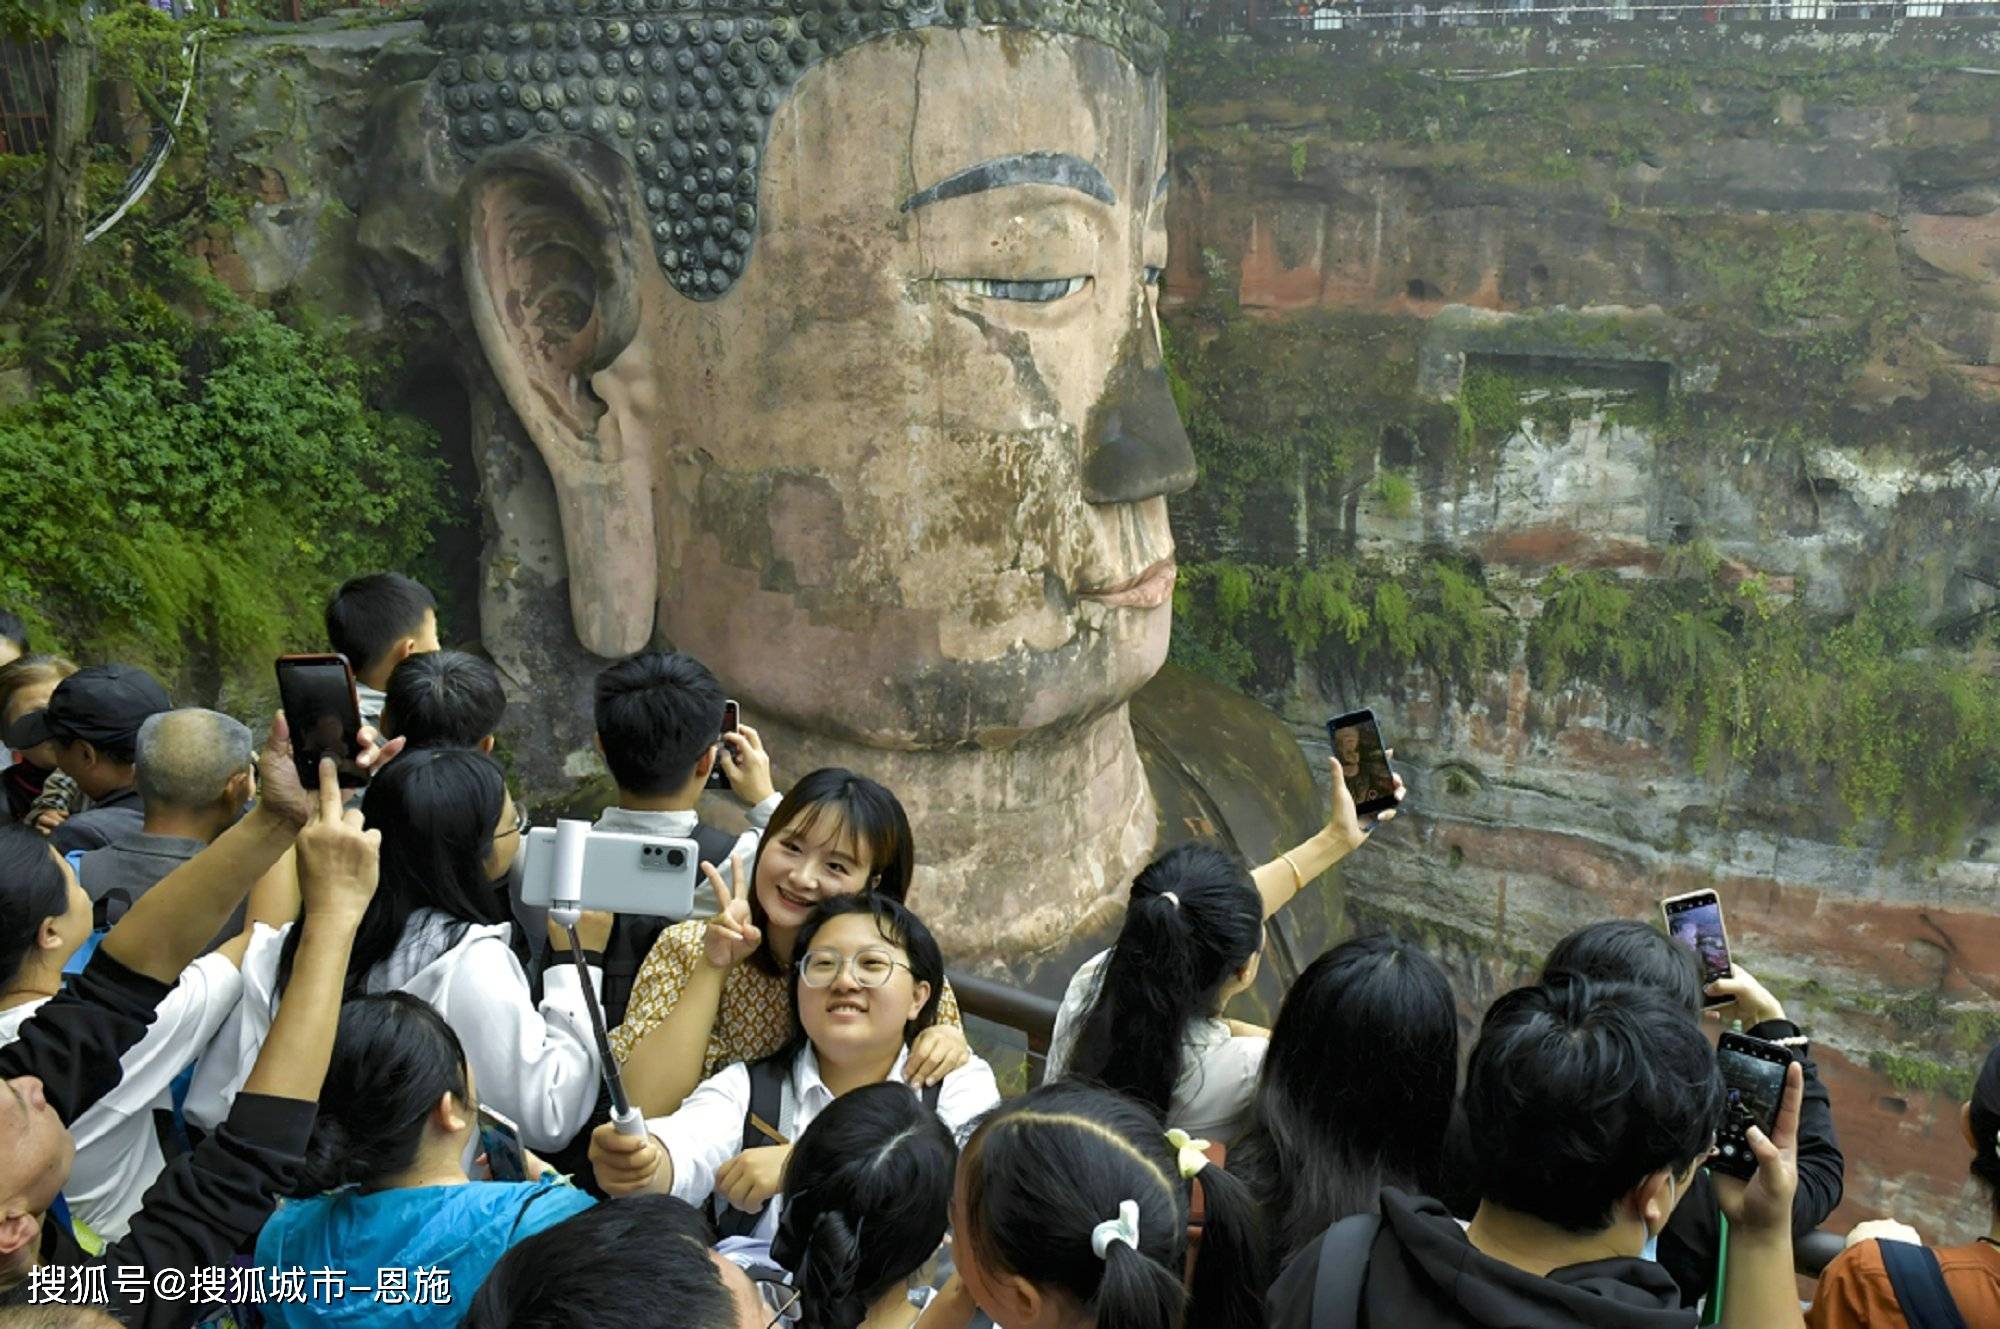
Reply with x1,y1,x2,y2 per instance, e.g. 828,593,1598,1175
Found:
185,911,604,1150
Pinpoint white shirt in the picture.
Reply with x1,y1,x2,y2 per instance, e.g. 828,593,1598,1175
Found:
0,942,268,1240
185,912,605,1151
595,793,779,916
1046,949,1267,1145
650,1044,1000,1267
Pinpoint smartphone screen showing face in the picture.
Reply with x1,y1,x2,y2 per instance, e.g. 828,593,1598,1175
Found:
1661,890,1733,1006
477,1106,527,1182
275,655,366,789
706,699,739,791
1326,709,1399,818
1713,1033,1789,1181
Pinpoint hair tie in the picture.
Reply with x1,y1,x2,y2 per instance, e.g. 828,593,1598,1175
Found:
1164,1128,1210,1180
1090,1199,1140,1260
1160,891,1180,908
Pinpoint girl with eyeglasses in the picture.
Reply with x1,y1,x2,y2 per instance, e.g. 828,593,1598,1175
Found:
612,769,972,1119
590,893,998,1279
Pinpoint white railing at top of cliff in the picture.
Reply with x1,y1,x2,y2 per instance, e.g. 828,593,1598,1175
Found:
1182,0,2000,34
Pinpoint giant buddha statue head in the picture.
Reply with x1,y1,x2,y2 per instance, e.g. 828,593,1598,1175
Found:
414,0,1289,959
433,0,1189,738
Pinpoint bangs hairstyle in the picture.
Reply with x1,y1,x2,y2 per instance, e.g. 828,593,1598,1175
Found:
766,893,944,1069
743,768,914,976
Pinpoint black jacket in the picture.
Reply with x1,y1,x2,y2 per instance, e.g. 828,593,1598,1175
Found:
1437,1018,1843,1308
1269,1189,1698,1329
0,949,314,1329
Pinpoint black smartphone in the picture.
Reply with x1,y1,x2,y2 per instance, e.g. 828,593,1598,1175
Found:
706,699,739,791
478,1106,527,1182
1326,709,1399,818
275,654,367,789
1661,889,1734,1008
1712,1032,1790,1181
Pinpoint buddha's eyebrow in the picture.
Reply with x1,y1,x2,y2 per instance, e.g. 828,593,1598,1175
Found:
900,152,1116,213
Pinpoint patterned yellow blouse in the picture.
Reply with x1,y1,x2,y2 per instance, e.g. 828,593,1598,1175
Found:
609,919,964,1078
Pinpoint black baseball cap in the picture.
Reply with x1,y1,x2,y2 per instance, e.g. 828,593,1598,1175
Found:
5,664,171,762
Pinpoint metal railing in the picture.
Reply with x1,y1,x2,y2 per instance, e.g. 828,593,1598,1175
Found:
1186,0,2000,34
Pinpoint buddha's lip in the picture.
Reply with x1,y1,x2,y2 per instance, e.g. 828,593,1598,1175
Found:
1080,558,1177,609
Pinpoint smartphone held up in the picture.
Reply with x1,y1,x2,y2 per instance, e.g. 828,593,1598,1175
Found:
706,699,739,792
1712,1032,1790,1180
1327,709,1400,819
275,654,369,790
1660,889,1734,1009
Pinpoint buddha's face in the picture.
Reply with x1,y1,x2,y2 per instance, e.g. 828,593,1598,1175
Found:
465,28,1190,748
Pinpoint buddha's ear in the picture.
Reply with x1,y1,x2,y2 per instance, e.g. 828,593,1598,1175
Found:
461,137,658,658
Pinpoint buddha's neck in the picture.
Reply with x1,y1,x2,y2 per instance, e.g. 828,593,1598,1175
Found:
750,705,1157,964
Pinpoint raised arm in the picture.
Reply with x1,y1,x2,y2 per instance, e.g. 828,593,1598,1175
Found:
1716,1061,1807,1329
99,714,395,984
1252,755,1403,920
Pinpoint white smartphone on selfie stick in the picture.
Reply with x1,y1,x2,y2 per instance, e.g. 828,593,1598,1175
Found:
519,825,701,919
546,819,647,1137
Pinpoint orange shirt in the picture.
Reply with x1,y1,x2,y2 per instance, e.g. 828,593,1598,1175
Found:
1808,1239,2000,1329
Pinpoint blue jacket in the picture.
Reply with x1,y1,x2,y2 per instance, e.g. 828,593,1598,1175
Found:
254,1177,596,1328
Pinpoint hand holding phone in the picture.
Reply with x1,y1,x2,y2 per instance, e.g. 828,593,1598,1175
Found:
1661,889,1734,1009
1711,1032,1790,1181
1326,709,1401,819
706,700,739,791
476,1106,527,1182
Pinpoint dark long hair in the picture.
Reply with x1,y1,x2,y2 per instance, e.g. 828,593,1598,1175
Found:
0,825,70,985
1065,843,1263,1119
294,992,471,1195
1233,934,1459,1263
772,1083,956,1329
958,1081,1262,1329
764,893,945,1071
744,768,914,976
1973,1041,2000,1215
277,748,507,996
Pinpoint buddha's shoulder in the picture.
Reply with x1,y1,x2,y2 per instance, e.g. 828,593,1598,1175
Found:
1130,663,1321,864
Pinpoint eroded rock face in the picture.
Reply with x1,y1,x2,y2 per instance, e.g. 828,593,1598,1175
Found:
1164,23,2000,1239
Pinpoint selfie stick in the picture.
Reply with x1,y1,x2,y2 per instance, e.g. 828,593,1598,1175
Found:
547,817,648,1138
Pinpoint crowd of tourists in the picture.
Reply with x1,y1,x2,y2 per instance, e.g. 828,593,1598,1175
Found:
0,580,1993,1329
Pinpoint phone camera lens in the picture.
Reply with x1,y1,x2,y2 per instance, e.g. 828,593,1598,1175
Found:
666,848,687,868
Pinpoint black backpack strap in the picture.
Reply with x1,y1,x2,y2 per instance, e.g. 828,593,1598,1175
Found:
1877,1239,1970,1329
920,1080,942,1113
1309,1214,1380,1329
691,822,741,866
712,1057,791,1240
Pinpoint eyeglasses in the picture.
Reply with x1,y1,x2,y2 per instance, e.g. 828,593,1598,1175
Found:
753,1275,801,1327
495,804,528,841
797,947,913,989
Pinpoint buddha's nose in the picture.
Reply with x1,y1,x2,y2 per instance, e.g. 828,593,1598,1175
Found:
1082,328,1197,505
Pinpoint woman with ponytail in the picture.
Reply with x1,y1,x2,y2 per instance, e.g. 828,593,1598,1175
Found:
1049,844,1267,1144
945,1081,1262,1329
256,992,595,1329
773,1082,957,1328
1806,1039,2000,1326
1050,761,1403,1146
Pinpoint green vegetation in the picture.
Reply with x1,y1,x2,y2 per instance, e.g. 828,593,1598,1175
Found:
0,3,448,703
1870,1050,1977,1102
1171,553,1518,702
1527,553,2000,852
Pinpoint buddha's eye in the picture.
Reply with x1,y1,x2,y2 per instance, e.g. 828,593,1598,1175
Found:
1144,265,1165,288
938,276,1090,303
